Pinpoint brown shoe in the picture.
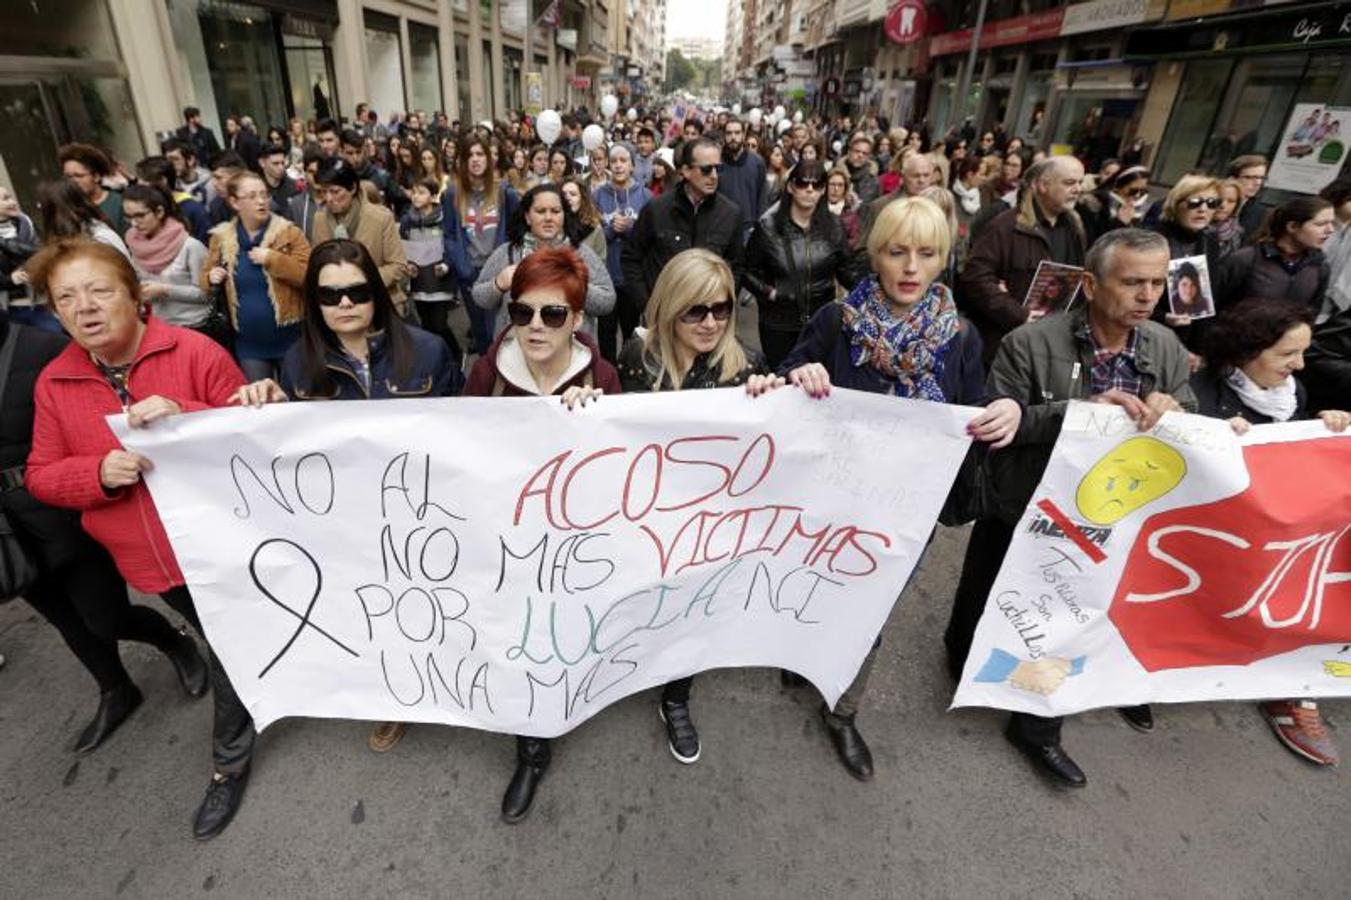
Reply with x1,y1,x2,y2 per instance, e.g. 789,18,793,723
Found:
368,721,407,752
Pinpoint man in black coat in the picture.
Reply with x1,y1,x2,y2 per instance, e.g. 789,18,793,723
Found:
621,137,746,314
715,118,766,246
175,106,220,169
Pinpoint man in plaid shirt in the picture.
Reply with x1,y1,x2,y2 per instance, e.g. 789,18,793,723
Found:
946,228,1198,790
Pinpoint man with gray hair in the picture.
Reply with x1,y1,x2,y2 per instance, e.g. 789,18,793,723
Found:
945,227,1197,789
961,155,1088,364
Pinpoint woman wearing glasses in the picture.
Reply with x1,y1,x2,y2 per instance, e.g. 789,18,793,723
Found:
744,197,1020,782
743,160,858,369
1149,175,1225,349
616,248,768,769
202,171,310,380
462,247,620,824
232,239,464,753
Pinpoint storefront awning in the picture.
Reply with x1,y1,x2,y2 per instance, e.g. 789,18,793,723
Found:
1055,58,1130,69
1124,0,1351,58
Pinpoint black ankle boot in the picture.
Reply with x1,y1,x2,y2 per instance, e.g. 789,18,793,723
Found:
820,705,874,781
74,683,143,754
167,632,208,698
501,737,551,824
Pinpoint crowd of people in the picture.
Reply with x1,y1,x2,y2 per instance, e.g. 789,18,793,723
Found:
1,98,1349,842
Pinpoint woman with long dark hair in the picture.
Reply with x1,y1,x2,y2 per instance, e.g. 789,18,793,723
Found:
447,134,520,354
1215,196,1335,314
471,183,615,336
35,179,129,260
122,183,211,330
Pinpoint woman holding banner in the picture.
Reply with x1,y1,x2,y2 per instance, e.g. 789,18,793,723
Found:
617,248,768,770
23,237,255,841
745,197,1021,781
464,245,620,823
1192,297,1349,768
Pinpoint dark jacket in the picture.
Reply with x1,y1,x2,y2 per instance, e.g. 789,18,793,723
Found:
1191,366,1308,424
845,160,880,205
0,315,109,571
176,124,221,167
355,161,403,212
0,214,38,296
776,301,987,405
466,327,620,397
742,206,854,333
983,307,1197,525
1238,194,1268,241
228,128,261,171
287,191,321,242
267,175,304,216
716,148,767,242
1150,218,1222,346
621,186,745,312
1214,242,1329,314
960,203,1087,365
617,335,767,392
279,324,462,401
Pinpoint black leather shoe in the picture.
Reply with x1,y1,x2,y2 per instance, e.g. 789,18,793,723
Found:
659,700,701,764
1004,723,1087,788
74,684,143,754
820,706,874,781
780,669,808,688
1118,704,1155,733
167,632,208,698
501,741,550,824
193,769,250,840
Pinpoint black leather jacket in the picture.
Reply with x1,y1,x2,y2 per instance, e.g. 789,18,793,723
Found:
742,205,855,332
621,186,745,312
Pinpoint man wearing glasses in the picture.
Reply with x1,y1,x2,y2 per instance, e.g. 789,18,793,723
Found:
1228,154,1269,243
621,138,746,316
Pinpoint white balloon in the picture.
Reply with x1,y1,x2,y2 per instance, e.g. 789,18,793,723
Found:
626,108,638,121
748,108,762,128
600,94,619,119
793,110,804,124
773,105,786,121
536,109,562,146
832,140,843,155
777,119,792,135
732,103,742,116
582,123,605,152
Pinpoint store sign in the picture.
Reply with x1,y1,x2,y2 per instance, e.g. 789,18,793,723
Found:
930,9,1066,56
571,75,592,89
884,0,929,45
1164,0,1231,21
1060,0,1162,35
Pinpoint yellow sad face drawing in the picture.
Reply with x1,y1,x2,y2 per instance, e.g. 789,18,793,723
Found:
1075,437,1187,525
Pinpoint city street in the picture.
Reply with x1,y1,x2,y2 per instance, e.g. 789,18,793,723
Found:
1,526,1346,899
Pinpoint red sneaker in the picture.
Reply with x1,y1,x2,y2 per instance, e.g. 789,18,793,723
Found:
1261,700,1339,766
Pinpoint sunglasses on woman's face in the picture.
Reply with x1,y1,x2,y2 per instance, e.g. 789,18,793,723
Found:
792,178,823,190
315,283,374,306
678,300,734,325
1185,196,1222,210
507,301,571,328
1124,187,1149,199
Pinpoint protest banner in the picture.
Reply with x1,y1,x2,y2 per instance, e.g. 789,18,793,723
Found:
114,388,975,738
954,402,1351,717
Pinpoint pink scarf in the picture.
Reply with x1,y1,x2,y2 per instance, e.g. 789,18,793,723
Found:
127,217,188,275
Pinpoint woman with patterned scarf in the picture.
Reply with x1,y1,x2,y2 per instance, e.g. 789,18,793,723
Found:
745,196,1022,783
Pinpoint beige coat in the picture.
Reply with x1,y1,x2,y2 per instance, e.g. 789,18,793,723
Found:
312,196,408,306
201,215,310,328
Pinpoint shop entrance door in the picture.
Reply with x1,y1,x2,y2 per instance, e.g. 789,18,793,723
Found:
0,78,92,214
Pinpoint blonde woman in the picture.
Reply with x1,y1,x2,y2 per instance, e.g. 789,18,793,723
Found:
744,197,1019,782
1150,174,1223,340
1210,177,1246,257
616,248,768,767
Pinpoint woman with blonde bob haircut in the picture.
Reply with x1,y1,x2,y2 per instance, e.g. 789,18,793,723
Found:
616,247,767,768
746,196,1021,783
1150,174,1223,341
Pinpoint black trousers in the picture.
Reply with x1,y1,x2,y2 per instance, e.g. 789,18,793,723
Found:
945,518,1063,746
661,676,693,705
24,545,184,693
160,586,256,775
414,300,463,366
598,297,642,365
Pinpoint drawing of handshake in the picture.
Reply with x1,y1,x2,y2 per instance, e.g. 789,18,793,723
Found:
971,648,1086,695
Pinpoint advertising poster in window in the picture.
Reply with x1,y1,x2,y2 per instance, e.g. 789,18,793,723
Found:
1266,103,1350,194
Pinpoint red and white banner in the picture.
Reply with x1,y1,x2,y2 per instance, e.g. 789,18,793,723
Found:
954,402,1351,715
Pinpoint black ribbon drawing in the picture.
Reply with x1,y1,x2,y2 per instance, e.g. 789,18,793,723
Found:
249,538,360,678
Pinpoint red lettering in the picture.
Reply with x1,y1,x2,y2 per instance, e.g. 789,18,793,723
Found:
621,443,664,521
728,433,776,497
655,435,738,512
558,446,626,530
513,451,572,528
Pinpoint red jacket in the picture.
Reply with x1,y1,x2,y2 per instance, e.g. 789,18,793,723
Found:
25,317,245,594
464,326,622,397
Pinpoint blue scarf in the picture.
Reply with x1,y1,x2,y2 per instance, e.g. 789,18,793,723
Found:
841,276,958,401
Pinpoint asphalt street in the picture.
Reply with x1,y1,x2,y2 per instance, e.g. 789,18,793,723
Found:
1,523,1347,899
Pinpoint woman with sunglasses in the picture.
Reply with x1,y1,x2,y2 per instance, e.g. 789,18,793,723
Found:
1149,175,1225,349
743,160,857,369
616,248,768,768
744,197,1020,782
1079,165,1149,245
232,238,464,753
472,183,615,337
462,247,618,823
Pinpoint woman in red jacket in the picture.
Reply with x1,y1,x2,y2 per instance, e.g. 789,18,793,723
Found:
23,237,254,842
464,246,620,825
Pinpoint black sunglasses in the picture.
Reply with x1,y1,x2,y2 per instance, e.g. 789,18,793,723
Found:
792,178,824,190
507,301,571,328
1124,187,1149,199
315,283,374,307
678,300,734,325
691,163,725,176
1185,196,1222,210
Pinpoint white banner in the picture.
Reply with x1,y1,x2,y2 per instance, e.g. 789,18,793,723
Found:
954,402,1351,716
114,389,975,738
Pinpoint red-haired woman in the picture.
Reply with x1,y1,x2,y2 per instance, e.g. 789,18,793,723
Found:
464,246,620,824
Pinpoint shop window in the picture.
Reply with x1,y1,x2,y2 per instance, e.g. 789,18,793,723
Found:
455,34,471,124
198,5,288,130
408,22,443,114
1199,54,1306,175
364,20,405,118
0,0,122,59
1152,58,1233,184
